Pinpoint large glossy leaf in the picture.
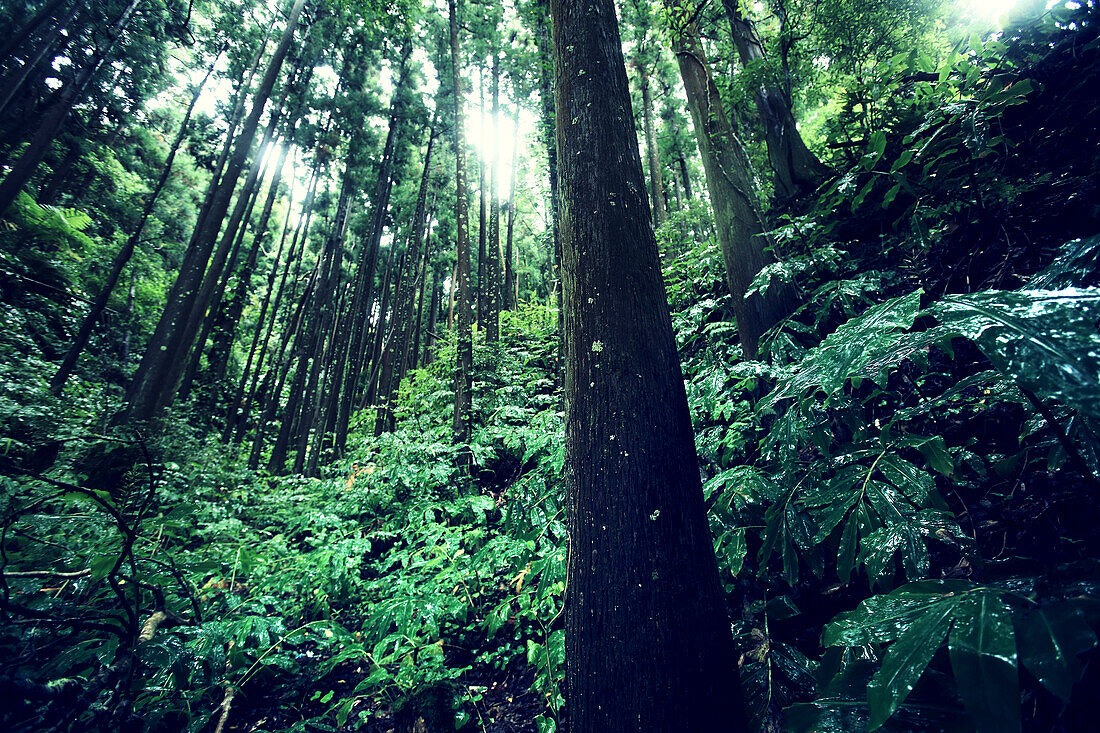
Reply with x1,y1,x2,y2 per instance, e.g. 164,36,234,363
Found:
1028,235,1100,289
1016,601,1098,702
823,580,975,647
760,291,943,409
948,592,1019,733
932,288,1100,421
867,597,956,730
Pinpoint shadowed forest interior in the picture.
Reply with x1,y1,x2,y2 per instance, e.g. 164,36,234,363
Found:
1,0,1099,730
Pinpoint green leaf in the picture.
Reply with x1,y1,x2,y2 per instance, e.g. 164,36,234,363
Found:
760,291,933,410
1029,235,1100,290
1016,601,1098,703
869,131,887,161
823,580,974,647
932,288,1100,422
89,554,116,581
867,597,956,730
948,592,1019,733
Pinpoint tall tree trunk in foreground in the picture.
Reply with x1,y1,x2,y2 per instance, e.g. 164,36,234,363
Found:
720,0,827,200
449,0,472,446
670,18,792,358
549,1,748,730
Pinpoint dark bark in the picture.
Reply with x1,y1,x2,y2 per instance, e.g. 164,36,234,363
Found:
678,155,693,199
449,0,472,446
671,20,793,358
0,0,139,215
485,50,501,343
121,0,308,422
50,49,220,394
720,0,827,199
637,55,668,227
550,1,748,730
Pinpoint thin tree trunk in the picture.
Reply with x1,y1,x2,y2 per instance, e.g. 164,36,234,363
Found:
0,2,80,121
176,150,270,402
449,0,472,446
120,0,307,422
410,210,432,372
50,50,221,394
637,55,668,227
423,264,442,365
205,140,292,393
375,120,435,435
503,105,519,311
550,2,748,729
0,0,140,215
0,0,69,68
224,158,311,443
476,74,487,329
486,50,501,343
332,45,412,453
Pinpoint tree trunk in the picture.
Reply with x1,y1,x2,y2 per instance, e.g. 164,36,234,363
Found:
477,74,488,330
0,0,139,215
503,105,518,311
449,0,472,446
121,0,308,422
332,45,412,453
50,48,220,393
205,141,292,394
550,1,748,730
0,2,80,120
670,19,792,358
720,0,827,200
375,121,436,435
422,263,442,366
637,55,668,227
223,157,308,442
486,50,501,343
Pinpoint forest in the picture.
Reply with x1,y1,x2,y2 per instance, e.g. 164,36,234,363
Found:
0,0,1098,730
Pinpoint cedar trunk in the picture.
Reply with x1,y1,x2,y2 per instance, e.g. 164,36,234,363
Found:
549,1,748,730
672,22,792,358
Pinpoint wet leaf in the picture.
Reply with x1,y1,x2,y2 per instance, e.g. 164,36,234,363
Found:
1016,601,1098,703
948,592,1019,733
868,597,956,729
932,288,1100,422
